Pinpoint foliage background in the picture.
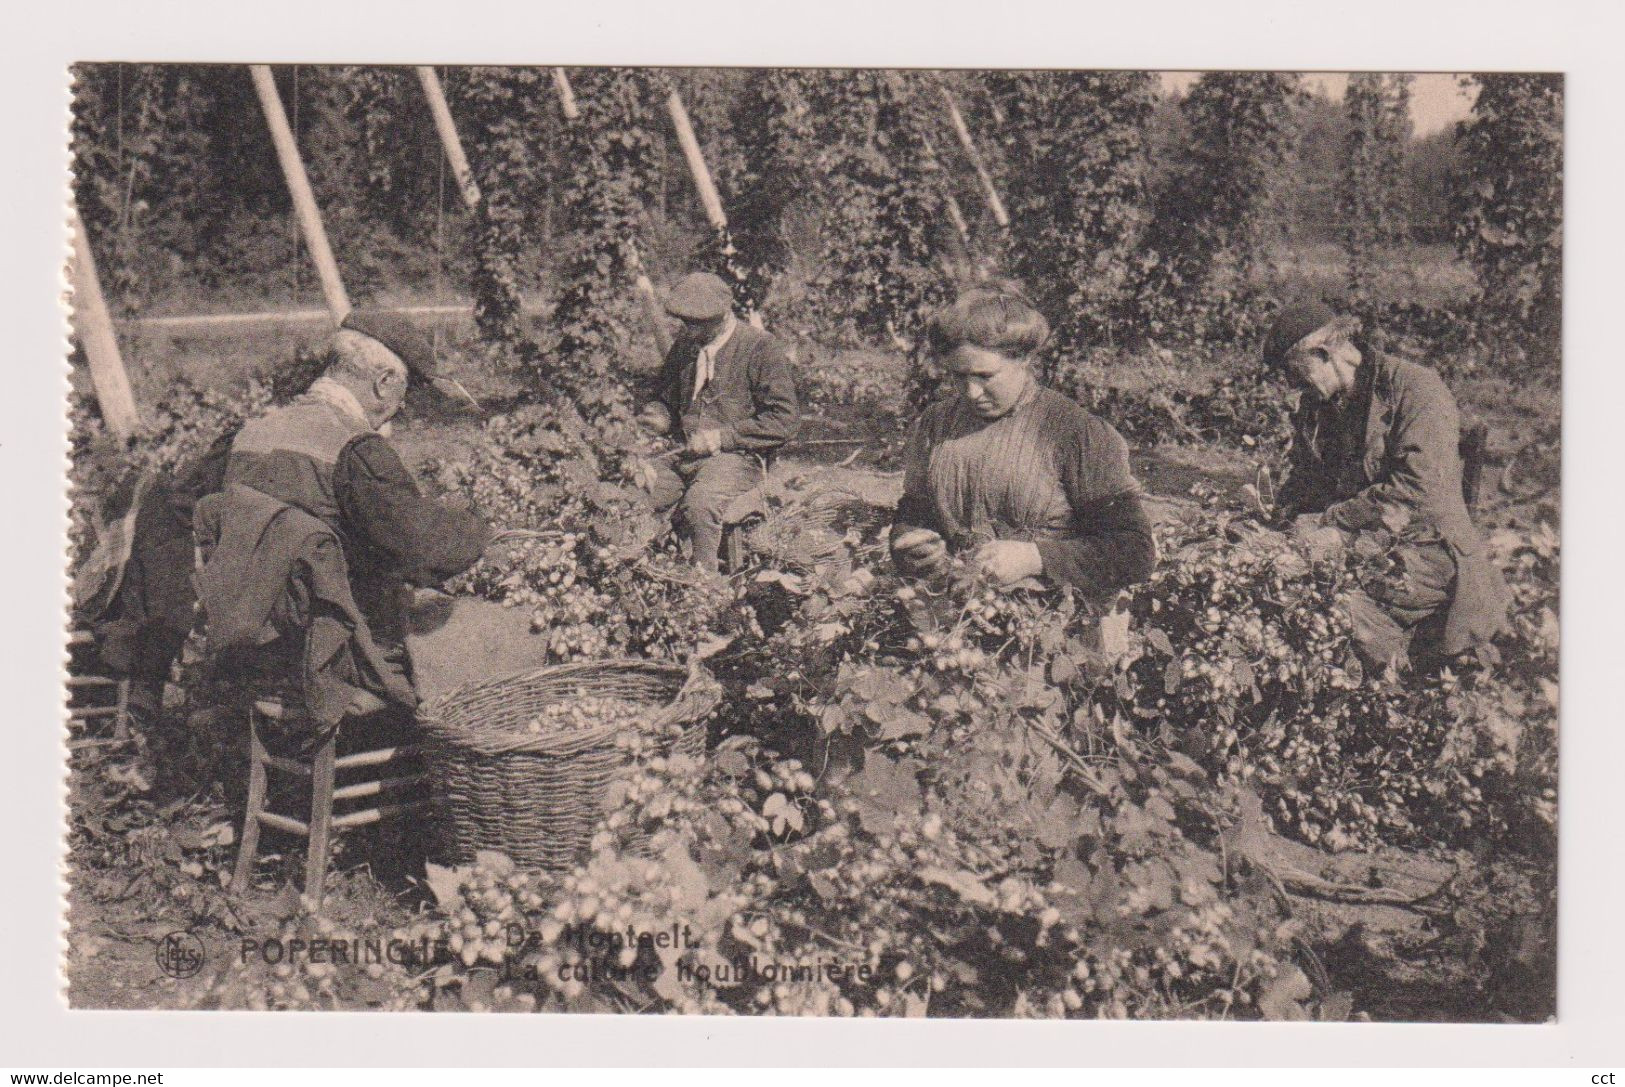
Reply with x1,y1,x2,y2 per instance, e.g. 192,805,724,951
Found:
69,66,1562,387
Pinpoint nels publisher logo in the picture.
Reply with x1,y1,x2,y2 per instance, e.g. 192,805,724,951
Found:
155,930,205,979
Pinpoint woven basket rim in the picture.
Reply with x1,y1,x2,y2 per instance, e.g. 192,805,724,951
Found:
417,658,719,757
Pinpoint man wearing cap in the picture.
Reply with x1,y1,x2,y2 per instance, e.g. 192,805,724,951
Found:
1260,299,1509,669
213,309,492,706
638,272,800,572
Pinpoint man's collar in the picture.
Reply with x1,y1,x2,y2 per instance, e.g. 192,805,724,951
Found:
306,376,374,431
703,313,738,356
1337,357,1376,410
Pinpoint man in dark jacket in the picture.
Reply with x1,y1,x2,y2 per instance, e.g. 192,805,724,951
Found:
216,309,491,707
76,433,233,726
1262,300,1510,669
638,272,800,572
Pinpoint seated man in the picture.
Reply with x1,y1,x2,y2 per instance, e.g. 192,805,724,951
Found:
1261,299,1510,669
203,309,491,717
75,431,232,730
638,272,800,573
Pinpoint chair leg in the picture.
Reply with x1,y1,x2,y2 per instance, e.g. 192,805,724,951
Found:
232,715,268,895
304,730,337,906
112,679,132,741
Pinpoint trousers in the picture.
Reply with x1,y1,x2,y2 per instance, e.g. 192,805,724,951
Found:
1338,538,1457,671
644,451,765,572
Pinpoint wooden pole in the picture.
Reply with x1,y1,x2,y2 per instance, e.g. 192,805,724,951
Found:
940,86,1010,229
415,66,482,208
664,89,728,234
552,68,580,121
68,207,142,439
627,243,673,357
920,133,970,243
663,89,763,329
250,64,350,322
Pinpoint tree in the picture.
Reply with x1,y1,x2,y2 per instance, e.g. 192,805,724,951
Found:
1339,73,1414,311
797,70,957,350
547,67,663,409
1140,72,1305,341
717,69,823,317
1451,73,1562,375
71,65,282,309
982,70,1157,367
70,63,152,306
1289,86,1348,246
442,66,565,363
71,64,436,310
1404,129,1461,247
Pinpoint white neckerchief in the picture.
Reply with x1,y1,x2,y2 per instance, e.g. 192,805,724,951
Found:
693,314,738,401
305,376,375,432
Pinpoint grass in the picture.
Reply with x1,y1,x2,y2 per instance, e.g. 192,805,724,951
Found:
1268,240,1474,309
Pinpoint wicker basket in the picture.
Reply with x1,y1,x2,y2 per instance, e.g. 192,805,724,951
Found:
417,659,718,872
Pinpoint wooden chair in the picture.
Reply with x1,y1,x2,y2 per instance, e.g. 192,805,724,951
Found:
66,629,132,741
231,695,427,905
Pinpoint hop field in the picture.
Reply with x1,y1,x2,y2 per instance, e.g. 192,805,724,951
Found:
63,64,1560,1020
65,352,1558,1019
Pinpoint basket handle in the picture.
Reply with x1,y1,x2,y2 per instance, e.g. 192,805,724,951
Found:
650,660,721,728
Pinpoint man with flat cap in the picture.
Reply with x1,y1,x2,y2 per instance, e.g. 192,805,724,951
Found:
638,272,800,573
208,309,492,710
1260,299,1508,670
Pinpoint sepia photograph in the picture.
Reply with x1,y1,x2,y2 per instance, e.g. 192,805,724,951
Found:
61,61,1561,1025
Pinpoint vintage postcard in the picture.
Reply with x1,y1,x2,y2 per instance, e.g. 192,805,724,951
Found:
61,62,1560,1024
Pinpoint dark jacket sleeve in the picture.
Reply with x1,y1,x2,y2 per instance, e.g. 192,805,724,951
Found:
335,433,492,587
1275,408,1336,517
888,411,944,558
1032,419,1157,596
720,335,800,453
643,342,689,433
1322,367,1460,536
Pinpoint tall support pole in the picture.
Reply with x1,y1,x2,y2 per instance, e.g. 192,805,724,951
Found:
627,243,672,357
68,207,142,439
940,86,1010,229
664,89,728,234
664,88,763,329
552,68,580,121
250,64,350,322
416,66,482,208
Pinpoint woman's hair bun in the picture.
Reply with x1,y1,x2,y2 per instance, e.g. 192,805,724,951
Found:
925,284,1050,359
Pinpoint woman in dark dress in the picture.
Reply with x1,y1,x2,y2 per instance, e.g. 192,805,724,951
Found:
889,288,1156,598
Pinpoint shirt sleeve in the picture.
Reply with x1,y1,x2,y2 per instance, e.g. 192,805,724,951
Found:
160,429,234,535
1275,406,1340,517
335,433,492,587
889,412,943,558
642,342,686,431
1033,417,1157,595
1322,369,1459,535
720,335,801,452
